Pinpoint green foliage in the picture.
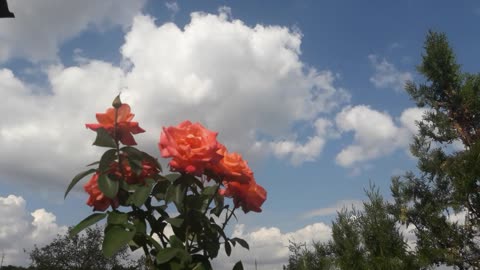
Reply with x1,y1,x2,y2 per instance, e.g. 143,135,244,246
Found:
285,186,418,270
97,174,119,199
70,213,107,236
391,31,480,269
28,226,142,270
93,128,117,148
64,168,96,199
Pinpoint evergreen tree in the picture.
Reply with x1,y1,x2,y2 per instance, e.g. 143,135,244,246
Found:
391,30,480,269
285,186,417,270
28,226,143,270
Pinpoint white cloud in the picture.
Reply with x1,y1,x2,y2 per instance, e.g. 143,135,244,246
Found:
212,222,332,269
0,0,146,62
335,105,426,168
302,199,363,218
399,107,426,134
398,223,417,251
0,9,349,190
269,118,340,165
0,195,67,266
369,54,413,91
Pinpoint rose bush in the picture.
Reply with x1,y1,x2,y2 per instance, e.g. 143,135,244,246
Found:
65,95,267,270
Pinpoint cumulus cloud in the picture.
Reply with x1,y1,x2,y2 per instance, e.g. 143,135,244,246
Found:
369,54,413,91
335,105,426,167
0,195,67,266
0,0,146,62
0,9,349,190
269,118,337,165
212,222,332,269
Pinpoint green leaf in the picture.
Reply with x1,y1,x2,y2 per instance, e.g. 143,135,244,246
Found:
64,168,96,199
107,211,128,225
102,225,136,258
176,174,204,189
130,183,153,207
128,158,143,176
166,184,186,209
211,194,225,217
156,247,181,264
166,217,184,228
202,185,218,196
224,241,232,256
165,173,181,182
231,238,249,250
152,180,171,201
86,161,100,167
121,146,144,159
99,149,117,173
93,127,117,148
232,261,244,270
169,235,185,249
184,195,209,213
191,255,213,270
134,218,147,234
124,147,162,172
70,213,107,237
97,174,119,199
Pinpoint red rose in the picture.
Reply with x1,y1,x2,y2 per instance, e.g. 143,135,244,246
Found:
221,180,267,213
213,145,253,184
118,158,160,185
86,104,145,145
83,173,118,211
159,121,223,175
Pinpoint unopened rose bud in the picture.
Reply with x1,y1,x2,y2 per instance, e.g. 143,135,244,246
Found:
112,95,122,109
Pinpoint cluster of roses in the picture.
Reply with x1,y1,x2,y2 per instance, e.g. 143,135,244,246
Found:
83,102,266,213
160,120,267,213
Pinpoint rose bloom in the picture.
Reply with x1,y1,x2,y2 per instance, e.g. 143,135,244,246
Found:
221,180,267,213
110,158,160,185
213,145,253,184
159,120,223,175
86,104,145,145
84,173,119,211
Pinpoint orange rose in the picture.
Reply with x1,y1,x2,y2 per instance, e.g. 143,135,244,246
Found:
221,180,267,213
83,173,119,211
213,146,253,184
113,158,159,185
86,104,145,145
159,121,223,175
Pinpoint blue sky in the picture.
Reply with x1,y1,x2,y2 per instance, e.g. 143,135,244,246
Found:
0,1,479,268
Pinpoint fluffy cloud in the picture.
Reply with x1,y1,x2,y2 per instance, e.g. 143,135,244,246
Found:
0,9,348,190
0,195,67,266
269,118,337,165
0,0,145,62
212,222,332,269
335,105,426,167
369,55,413,91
